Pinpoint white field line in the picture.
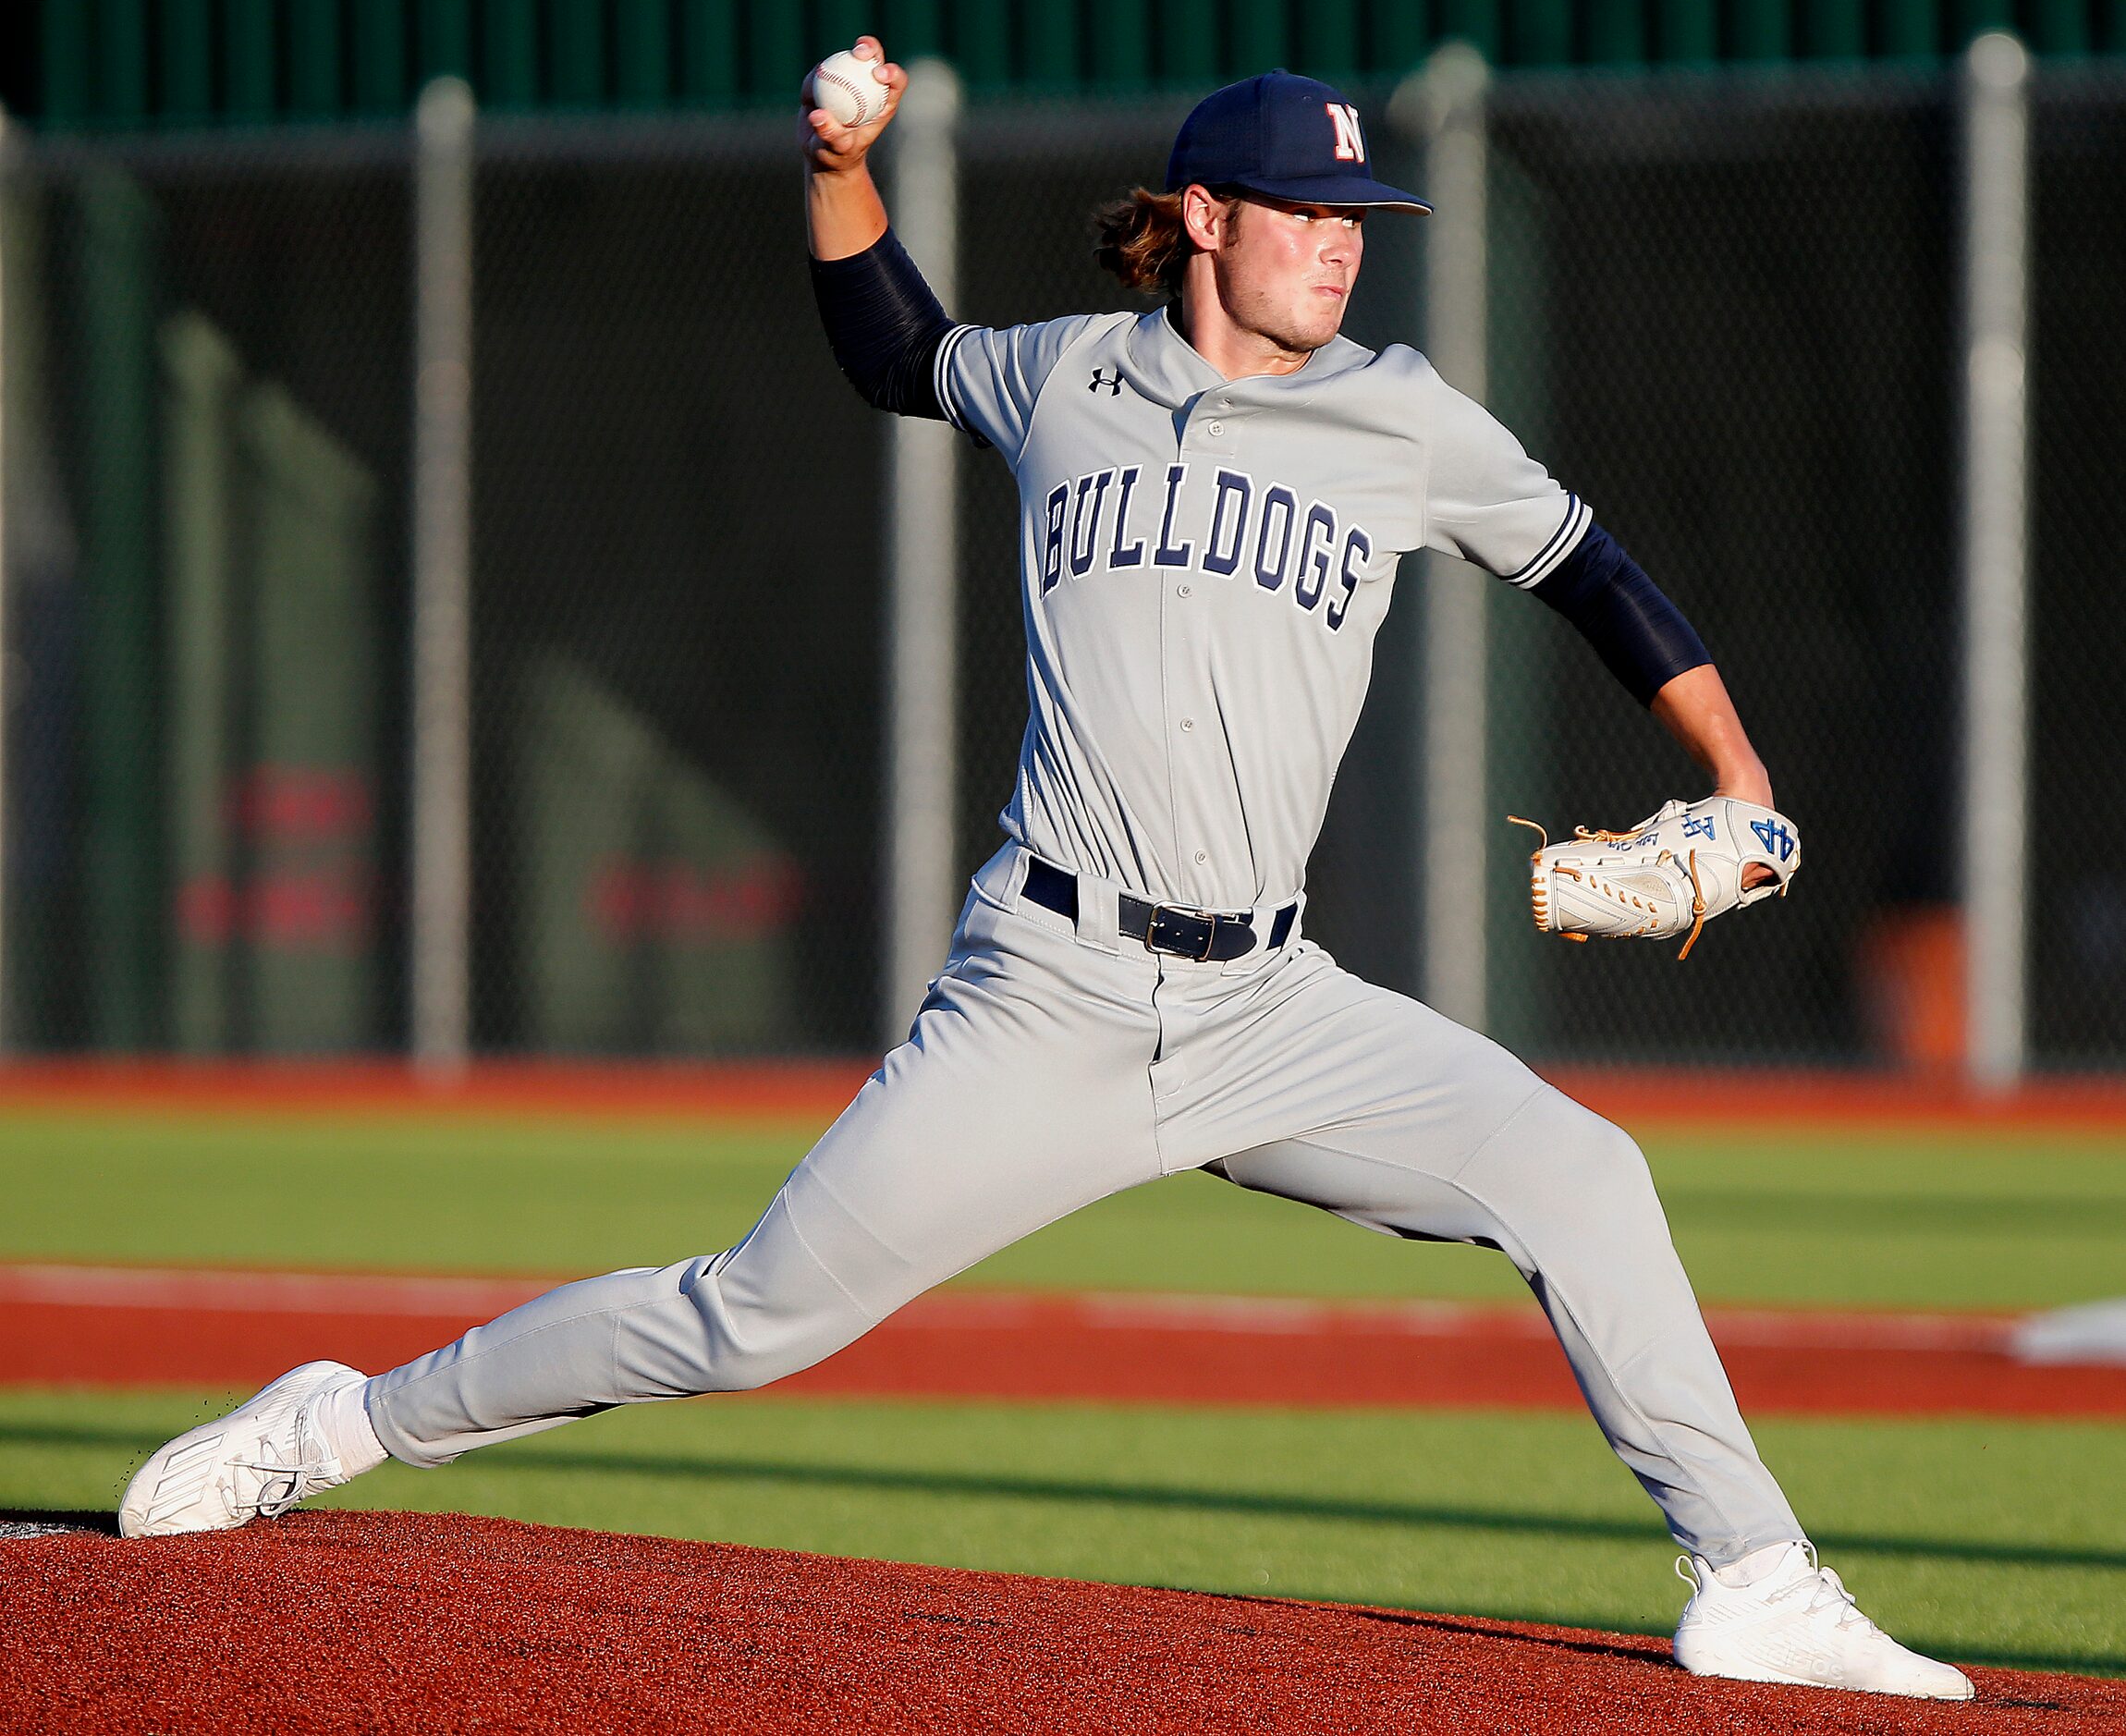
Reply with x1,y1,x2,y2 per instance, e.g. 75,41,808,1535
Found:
0,1265,545,1316
0,1264,2016,1354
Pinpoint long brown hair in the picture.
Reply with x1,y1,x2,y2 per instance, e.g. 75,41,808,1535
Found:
1093,187,1232,299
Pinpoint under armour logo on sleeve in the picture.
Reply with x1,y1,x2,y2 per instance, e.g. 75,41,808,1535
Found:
1326,104,1365,163
1089,368,1123,396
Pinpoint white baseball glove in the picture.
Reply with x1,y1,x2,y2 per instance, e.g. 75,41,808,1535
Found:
1509,797,1800,960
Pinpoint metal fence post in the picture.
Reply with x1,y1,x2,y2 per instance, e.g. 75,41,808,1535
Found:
881,58,962,1046
1398,44,1492,1032
1960,31,2031,1093
410,77,475,1077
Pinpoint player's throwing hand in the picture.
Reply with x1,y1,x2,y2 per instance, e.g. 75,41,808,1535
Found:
801,38,905,174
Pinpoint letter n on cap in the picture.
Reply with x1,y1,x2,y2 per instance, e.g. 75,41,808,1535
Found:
1326,104,1365,163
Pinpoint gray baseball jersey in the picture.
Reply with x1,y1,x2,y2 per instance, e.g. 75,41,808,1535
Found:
935,307,1589,911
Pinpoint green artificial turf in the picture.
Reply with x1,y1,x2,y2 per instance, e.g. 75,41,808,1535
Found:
1,1109,2121,1310
6,1387,2120,1678
6,1112,2119,1677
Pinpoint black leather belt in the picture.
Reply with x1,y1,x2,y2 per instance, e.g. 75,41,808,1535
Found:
1020,857,1297,963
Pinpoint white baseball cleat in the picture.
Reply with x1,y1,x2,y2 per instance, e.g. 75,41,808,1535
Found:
119,1361,369,1539
1672,1543,1973,1700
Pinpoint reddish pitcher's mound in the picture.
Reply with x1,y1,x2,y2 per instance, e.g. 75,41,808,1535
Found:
3,1511,2116,1734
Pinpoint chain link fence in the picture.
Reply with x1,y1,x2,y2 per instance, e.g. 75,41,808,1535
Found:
2029,67,2126,1067
3,63,2120,1067
469,120,879,1055
6,135,412,1056
1481,69,1959,1064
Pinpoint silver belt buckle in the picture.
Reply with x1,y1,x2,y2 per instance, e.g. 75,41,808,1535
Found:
1145,903,1223,961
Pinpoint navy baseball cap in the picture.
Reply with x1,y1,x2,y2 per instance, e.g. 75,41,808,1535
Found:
1165,70,1431,214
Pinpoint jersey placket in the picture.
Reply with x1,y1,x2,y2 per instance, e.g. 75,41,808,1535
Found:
1164,387,1247,910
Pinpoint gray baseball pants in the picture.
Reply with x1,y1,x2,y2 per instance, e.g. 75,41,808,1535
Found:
368,843,1803,1566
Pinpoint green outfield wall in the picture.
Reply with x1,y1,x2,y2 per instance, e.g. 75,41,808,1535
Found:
31,0,2125,133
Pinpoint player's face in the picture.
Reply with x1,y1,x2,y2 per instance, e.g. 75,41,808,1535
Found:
1213,197,1365,354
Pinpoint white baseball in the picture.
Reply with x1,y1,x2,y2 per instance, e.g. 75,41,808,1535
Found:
811,49,889,128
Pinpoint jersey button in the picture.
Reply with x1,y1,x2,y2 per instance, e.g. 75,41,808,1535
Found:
1177,583,1192,597
1194,851,1209,864
1207,420,1224,436
1179,718,1194,732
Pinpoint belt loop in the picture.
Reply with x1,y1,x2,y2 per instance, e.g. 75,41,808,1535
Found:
1218,894,1301,973
1074,867,1121,955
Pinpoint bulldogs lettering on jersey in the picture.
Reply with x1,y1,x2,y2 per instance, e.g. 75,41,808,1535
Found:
1042,463,1371,632
935,306,1589,912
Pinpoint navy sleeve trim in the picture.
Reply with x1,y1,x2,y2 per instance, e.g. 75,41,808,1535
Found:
809,228,954,420
1505,493,1592,588
932,323,977,431
1530,520,1712,707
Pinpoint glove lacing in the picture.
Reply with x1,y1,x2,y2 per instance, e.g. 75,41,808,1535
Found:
1509,814,1708,960
1675,850,1707,960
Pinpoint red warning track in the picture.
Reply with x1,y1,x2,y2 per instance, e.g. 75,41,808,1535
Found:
5,1264,2123,1418
2,1057,2125,1134
3,1510,2117,1733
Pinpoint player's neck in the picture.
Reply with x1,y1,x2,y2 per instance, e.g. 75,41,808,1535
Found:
1172,293,1313,382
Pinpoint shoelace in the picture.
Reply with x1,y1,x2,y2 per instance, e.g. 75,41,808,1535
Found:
1770,1553,1879,1635
228,1407,338,1518
1676,1546,1880,1636
229,1457,339,1518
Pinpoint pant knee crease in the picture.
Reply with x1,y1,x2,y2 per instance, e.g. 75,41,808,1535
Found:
783,1206,885,1328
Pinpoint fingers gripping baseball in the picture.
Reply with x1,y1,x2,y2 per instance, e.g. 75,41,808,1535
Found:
801,38,905,172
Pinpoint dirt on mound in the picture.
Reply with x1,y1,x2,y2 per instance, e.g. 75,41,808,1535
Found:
2,1511,2117,1733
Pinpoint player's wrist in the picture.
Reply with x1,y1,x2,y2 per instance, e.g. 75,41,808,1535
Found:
803,153,890,261
1712,758,1774,810
805,153,875,188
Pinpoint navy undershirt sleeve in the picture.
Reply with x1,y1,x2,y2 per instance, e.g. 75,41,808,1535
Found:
1530,520,1712,707
809,228,953,420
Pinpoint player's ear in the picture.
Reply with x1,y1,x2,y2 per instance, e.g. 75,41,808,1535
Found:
1179,184,1231,253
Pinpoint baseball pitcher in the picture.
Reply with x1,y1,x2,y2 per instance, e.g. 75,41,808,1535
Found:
121,43,1963,1702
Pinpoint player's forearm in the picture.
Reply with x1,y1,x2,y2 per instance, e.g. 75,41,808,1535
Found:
1650,664,1773,807
1529,522,1708,706
806,163,890,262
